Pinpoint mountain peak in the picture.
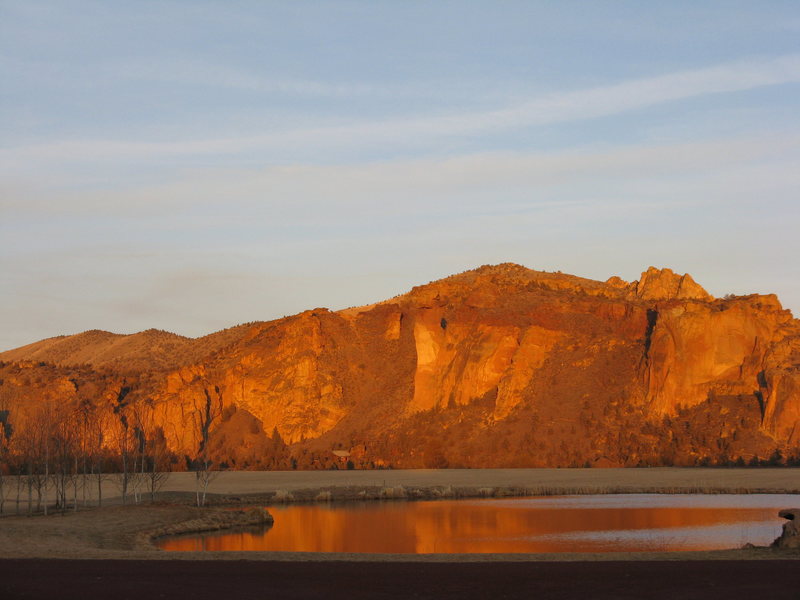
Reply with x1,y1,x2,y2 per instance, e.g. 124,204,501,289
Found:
632,267,712,301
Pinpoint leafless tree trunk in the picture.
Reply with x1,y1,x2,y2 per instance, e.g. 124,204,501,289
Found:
192,386,223,507
76,399,94,509
131,400,172,503
27,464,33,515
195,466,219,507
47,399,85,515
147,426,171,503
0,402,9,514
86,405,109,507
0,426,6,515
14,468,23,515
115,415,131,504
72,455,79,513
111,386,133,504
42,439,49,516
93,459,111,508
8,418,34,515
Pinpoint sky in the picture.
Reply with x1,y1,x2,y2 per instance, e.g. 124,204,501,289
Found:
1,1,799,350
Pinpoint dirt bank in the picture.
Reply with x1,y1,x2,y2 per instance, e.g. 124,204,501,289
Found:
0,504,274,559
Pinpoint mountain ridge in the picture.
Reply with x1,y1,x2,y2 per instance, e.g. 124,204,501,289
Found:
0,263,745,370
1,263,798,470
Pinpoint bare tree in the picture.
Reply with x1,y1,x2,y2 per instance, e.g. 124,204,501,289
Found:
145,426,171,503
130,424,145,504
30,398,56,516
75,399,95,508
50,400,84,514
134,397,173,504
84,404,111,507
111,411,133,504
10,415,36,515
5,406,45,515
130,398,161,504
51,410,70,512
7,448,25,515
191,386,223,507
0,415,8,514
110,386,134,504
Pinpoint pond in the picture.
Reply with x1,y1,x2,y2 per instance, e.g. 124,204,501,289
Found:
157,494,796,554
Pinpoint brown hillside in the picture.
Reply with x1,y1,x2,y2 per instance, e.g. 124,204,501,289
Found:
0,323,261,373
1,263,798,470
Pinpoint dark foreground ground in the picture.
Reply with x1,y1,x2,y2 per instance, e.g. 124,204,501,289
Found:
1,559,798,600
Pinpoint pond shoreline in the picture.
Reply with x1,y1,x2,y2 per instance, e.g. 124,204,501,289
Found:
0,469,798,562
199,483,800,508
158,493,800,555
151,467,800,508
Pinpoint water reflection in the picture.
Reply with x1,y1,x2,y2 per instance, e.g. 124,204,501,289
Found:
159,494,794,553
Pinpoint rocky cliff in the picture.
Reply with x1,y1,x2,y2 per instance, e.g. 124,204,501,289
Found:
1,264,798,469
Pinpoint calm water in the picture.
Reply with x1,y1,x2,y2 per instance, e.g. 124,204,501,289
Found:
158,494,796,553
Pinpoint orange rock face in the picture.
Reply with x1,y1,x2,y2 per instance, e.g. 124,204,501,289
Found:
1,263,799,469
631,266,712,302
643,295,793,413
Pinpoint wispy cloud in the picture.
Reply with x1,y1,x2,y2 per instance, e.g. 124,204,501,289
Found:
3,133,798,349
0,53,417,99
4,131,798,219
115,58,416,98
3,54,799,172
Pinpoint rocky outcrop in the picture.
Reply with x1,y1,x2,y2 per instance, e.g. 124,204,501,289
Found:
772,509,800,549
642,295,794,417
761,331,800,445
0,264,798,468
629,266,712,301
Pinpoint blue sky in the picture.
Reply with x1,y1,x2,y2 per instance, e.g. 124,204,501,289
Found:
1,1,799,350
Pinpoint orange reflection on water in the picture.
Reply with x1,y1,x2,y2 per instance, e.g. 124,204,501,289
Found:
159,496,789,554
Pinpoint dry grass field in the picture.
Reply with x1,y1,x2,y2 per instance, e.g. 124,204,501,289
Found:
4,467,800,516
155,467,800,496
8,467,800,516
